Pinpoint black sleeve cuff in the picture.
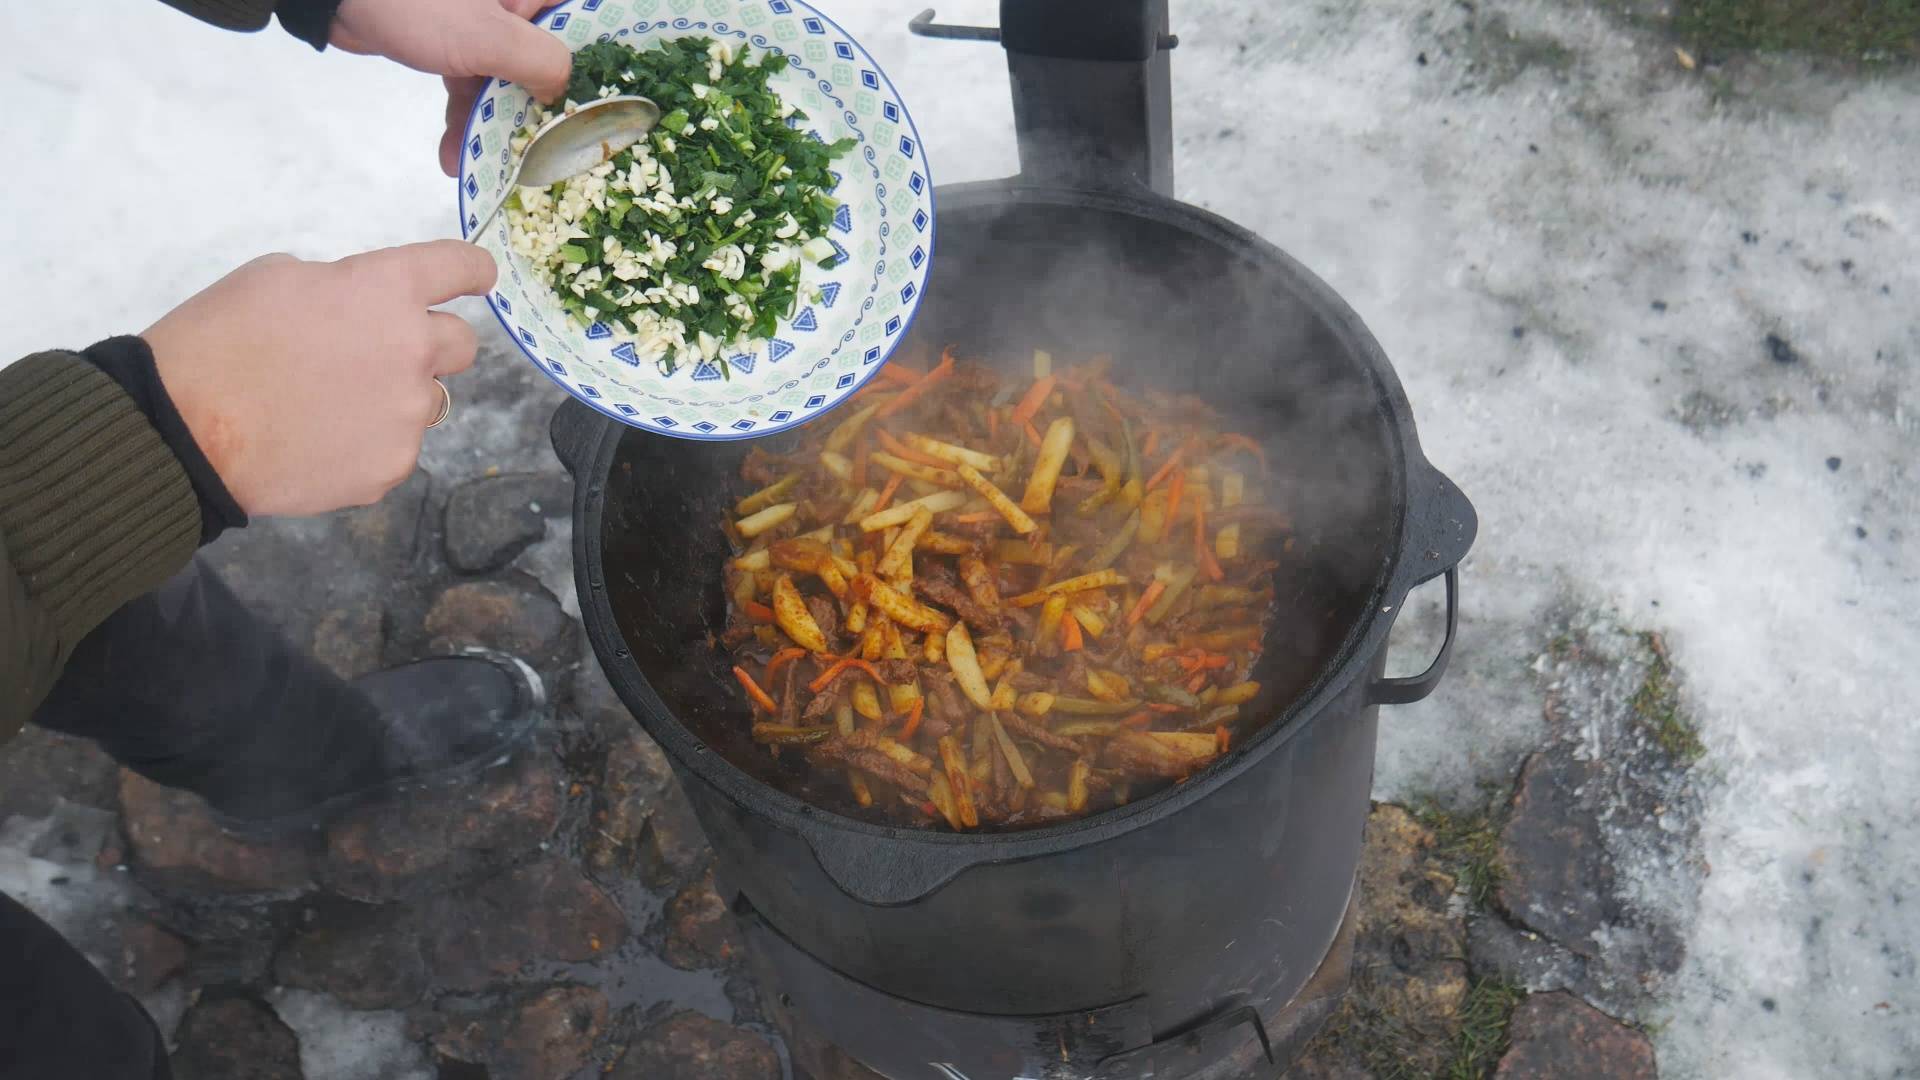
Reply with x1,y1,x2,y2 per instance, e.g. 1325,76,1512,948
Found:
277,0,346,51
79,337,249,547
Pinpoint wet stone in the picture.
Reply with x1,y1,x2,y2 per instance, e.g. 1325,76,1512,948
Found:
423,573,577,673
443,471,570,573
171,995,304,1080
118,771,311,895
640,781,713,889
206,469,431,650
434,985,609,1078
422,856,629,990
1497,752,1619,959
275,906,428,1010
118,919,188,994
586,733,677,879
321,751,562,903
664,867,741,971
0,727,119,820
1495,992,1657,1080
28,801,117,865
610,1010,780,1080
310,602,385,680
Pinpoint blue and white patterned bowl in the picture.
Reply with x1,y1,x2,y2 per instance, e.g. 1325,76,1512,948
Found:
457,0,934,440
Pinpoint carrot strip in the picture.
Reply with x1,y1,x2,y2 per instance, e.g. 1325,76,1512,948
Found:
1146,702,1184,713
875,348,955,418
875,427,952,469
1195,504,1226,582
876,360,926,384
952,510,999,524
1010,375,1057,428
808,656,887,693
1219,433,1268,472
1024,421,1043,449
1164,468,1186,526
744,600,776,623
1216,725,1232,753
1141,428,1161,460
874,473,904,512
1126,580,1166,627
733,665,780,713
1187,672,1208,693
764,647,807,686
1061,609,1085,652
1121,710,1155,728
898,697,925,740
1146,439,1193,491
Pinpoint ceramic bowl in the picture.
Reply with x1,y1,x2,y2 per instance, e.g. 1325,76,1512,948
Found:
457,0,934,440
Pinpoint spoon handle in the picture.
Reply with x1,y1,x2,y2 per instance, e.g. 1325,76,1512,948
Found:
466,187,511,247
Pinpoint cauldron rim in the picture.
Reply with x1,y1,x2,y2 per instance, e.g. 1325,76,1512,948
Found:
557,178,1475,890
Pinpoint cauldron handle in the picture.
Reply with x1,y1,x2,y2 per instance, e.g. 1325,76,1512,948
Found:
1371,463,1476,706
549,396,608,476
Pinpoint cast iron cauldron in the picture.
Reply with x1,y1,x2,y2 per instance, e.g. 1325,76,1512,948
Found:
551,2,1477,1076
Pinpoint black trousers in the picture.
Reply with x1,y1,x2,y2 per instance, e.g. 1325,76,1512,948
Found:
3,560,375,1078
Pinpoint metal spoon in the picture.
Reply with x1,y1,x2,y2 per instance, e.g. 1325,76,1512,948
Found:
467,95,663,241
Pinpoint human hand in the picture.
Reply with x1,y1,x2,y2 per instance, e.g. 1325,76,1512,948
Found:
142,242,497,517
327,0,572,177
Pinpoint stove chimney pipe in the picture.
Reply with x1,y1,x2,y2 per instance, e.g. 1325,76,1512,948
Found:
911,0,1178,195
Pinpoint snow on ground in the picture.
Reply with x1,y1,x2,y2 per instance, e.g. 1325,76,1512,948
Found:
3,1,1917,1076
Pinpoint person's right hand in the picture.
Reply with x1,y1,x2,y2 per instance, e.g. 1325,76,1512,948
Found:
142,241,497,517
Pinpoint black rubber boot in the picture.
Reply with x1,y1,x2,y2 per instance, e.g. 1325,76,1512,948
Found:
207,648,549,837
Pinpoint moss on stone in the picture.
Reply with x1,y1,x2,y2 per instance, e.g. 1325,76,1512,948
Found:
1673,0,1920,63
1630,631,1705,765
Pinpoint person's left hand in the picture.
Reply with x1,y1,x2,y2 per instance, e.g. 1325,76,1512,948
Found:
328,0,573,177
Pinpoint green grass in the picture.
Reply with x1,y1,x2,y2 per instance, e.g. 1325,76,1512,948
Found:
1672,0,1920,62
1630,632,1706,765
1411,798,1506,911
1444,978,1528,1080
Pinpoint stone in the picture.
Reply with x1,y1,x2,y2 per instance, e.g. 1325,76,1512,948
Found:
1496,753,1619,959
1495,992,1657,1080
0,727,119,820
640,781,712,889
274,907,428,1010
422,857,629,990
28,801,118,865
1293,804,1470,1077
206,469,431,651
585,733,677,879
170,996,304,1080
496,985,610,1078
610,1010,780,1080
321,750,562,902
664,867,741,970
423,573,577,673
443,472,570,573
118,919,188,994
433,985,609,1078
117,771,311,895
310,602,386,680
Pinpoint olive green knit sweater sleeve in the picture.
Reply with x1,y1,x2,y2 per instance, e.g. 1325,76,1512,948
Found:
0,353,201,744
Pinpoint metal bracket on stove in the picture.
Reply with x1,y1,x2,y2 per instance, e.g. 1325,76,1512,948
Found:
1089,1004,1274,1078
909,9,1179,49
